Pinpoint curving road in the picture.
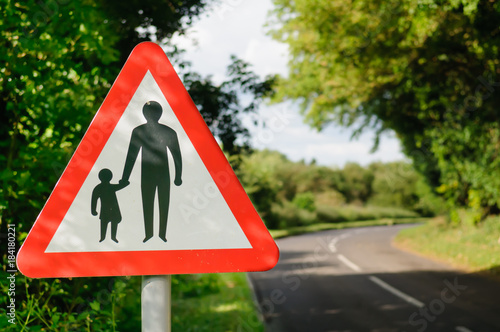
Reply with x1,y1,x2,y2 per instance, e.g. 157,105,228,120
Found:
248,224,500,332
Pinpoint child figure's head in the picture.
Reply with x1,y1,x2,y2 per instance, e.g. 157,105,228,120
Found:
98,168,113,183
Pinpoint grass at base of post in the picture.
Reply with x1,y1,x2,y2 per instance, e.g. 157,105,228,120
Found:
171,273,264,332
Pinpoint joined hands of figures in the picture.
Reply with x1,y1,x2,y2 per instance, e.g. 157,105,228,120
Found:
119,179,130,187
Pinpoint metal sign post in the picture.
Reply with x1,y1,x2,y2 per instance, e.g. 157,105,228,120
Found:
142,275,171,331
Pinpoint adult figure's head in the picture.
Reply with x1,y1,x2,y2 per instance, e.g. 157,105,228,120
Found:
143,101,162,123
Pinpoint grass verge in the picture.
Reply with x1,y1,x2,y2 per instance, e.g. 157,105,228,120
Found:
269,217,428,239
394,216,500,276
171,273,263,332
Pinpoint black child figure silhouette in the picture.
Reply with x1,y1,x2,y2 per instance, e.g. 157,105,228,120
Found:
91,168,129,243
120,101,183,243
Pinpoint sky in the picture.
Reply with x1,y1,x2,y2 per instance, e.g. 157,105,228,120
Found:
169,0,406,167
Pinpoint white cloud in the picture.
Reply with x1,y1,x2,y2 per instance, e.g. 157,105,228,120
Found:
243,38,289,77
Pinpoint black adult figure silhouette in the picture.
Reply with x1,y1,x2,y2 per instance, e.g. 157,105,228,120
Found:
121,101,183,242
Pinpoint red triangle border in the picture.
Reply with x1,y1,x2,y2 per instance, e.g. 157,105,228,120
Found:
16,42,279,278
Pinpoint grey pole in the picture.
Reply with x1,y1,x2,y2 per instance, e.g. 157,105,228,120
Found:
142,275,171,332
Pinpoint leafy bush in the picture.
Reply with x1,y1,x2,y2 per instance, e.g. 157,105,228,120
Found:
413,177,446,217
0,275,141,332
314,190,345,206
315,205,344,223
235,149,445,230
271,201,317,228
337,163,374,203
317,205,419,223
292,192,316,212
172,274,221,299
236,150,290,228
431,118,500,221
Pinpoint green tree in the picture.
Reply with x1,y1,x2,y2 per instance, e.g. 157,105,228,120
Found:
269,0,500,219
183,56,275,155
367,161,443,216
237,150,290,228
292,191,316,212
368,162,418,208
338,162,374,204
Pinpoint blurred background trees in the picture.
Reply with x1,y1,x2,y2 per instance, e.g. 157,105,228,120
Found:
236,149,440,230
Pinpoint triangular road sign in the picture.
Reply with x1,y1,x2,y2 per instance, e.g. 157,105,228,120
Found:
17,42,279,278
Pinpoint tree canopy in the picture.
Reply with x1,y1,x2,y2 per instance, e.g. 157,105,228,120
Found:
183,55,276,155
269,0,500,220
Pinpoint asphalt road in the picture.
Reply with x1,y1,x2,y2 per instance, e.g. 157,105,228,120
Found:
248,224,500,332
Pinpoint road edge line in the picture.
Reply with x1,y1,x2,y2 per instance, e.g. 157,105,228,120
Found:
337,254,362,272
368,275,425,308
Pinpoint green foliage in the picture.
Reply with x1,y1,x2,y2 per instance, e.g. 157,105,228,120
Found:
367,161,445,216
172,274,220,299
432,121,500,220
0,275,139,331
182,56,275,155
237,149,435,229
314,190,345,206
271,200,317,228
292,192,316,212
269,0,500,220
317,205,419,224
413,176,447,217
236,150,290,228
369,162,418,208
337,162,374,204
270,218,429,239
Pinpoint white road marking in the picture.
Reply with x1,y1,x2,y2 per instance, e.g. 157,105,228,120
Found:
369,276,425,308
329,227,474,330
328,238,338,252
337,254,362,272
328,233,351,253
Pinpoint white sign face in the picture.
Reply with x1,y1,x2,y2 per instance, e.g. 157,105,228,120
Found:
45,71,251,253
